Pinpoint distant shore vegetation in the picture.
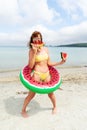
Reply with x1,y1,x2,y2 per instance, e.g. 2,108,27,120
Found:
47,43,87,47
0,43,87,48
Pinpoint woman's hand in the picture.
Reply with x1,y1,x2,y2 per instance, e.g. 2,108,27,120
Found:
62,58,66,62
61,52,68,61
31,43,37,54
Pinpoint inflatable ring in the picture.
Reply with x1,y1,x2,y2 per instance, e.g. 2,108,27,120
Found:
20,65,62,94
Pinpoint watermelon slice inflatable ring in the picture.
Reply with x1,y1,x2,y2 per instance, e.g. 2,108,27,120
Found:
20,65,62,94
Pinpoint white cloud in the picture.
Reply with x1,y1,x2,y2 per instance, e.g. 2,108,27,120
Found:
17,0,60,26
0,0,21,25
56,0,87,19
0,0,87,45
1,21,87,45
0,0,60,26
0,0,18,15
78,0,87,17
57,21,87,44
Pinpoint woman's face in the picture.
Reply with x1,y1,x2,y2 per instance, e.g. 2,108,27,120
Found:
32,34,41,43
32,34,43,51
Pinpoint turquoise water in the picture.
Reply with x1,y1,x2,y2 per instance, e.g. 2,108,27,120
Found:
0,46,87,70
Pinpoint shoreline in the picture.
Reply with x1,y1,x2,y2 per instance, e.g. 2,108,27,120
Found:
0,66,86,83
0,65,86,72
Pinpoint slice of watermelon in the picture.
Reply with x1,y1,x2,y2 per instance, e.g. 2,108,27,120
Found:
33,40,43,44
61,52,68,60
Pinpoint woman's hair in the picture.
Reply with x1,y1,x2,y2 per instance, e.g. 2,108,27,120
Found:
28,31,43,48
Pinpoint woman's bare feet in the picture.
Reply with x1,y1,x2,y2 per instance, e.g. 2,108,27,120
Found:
21,111,29,118
52,107,57,114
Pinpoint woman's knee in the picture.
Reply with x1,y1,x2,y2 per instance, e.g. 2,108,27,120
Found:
48,93,54,98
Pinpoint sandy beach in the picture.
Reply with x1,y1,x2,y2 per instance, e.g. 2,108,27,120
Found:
0,66,87,130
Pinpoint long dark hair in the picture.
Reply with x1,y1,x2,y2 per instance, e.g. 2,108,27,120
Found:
28,31,43,48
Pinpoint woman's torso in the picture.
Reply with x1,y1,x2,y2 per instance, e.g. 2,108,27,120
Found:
34,47,49,72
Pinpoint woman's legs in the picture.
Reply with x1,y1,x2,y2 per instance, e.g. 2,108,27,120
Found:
48,93,57,114
21,74,40,118
46,75,57,114
21,91,36,117
21,72,57,117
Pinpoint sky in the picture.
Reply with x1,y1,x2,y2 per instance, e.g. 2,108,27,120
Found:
0,0,87,46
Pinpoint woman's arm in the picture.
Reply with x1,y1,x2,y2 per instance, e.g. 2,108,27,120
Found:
47,57,66,66
28,45,38,69
28,50,35,69
46,48,66,66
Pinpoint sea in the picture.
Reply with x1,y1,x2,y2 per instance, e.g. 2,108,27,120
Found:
0,45,87,71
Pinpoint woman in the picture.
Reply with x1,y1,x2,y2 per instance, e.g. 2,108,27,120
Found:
21,31,66,117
